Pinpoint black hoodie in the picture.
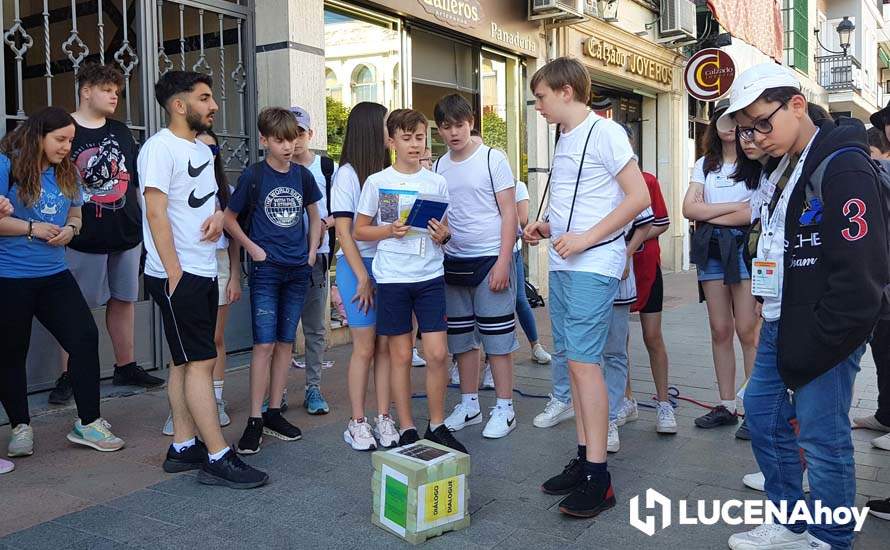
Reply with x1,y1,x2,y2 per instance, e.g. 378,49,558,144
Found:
777,117,888,390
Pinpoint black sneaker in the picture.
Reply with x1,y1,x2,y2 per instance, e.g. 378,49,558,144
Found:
735,418,751,440
261,410,302,441
694,405,738,429
425,424,468,455
867,497,890,521
236,417,263,455
541,457,584,495
558,473,616,518
48,372,73,405
197,449,269,489
112,362,165,388
163,439,208,473
398,428,420,446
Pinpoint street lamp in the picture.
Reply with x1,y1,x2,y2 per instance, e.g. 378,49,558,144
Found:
815,16,856,56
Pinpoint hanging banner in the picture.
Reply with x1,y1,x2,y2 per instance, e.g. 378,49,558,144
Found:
706,0,784,62
684,48,736,101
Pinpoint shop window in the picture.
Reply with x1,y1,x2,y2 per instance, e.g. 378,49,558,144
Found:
352,64,378,103
481,50,522,177
326,68,342,101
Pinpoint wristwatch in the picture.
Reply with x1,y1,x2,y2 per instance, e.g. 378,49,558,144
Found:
440,233,452,246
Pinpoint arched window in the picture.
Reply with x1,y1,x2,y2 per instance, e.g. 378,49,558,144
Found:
325,68,342,101
351,64,377,104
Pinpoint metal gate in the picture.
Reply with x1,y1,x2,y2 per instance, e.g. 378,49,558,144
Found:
1,0,258,391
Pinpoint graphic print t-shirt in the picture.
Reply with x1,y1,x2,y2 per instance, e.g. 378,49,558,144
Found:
69,119,142,253
228,161,322,266
138,129,218,279
0,154,83,278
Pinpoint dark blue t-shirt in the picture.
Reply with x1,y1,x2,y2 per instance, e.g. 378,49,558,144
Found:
228,161,322,266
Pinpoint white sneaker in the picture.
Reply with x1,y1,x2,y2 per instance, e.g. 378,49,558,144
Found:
533,395,574,428
8,424,33,457
728,524,811,549
449,359,460,385
806,534,830,549
480,363,494,390
162,414,174,436
343,417,377,451
742,471,810,493
852,414,890,432
444,402,482,431
872,432,890,450
411,348,426,367
607,421,619,453
655,401,678,434
531,343,551,364
615,397,638,427
482,406,516,439
373,414,400,448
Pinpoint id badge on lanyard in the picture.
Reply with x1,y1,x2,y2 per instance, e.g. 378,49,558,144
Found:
751,143,812,298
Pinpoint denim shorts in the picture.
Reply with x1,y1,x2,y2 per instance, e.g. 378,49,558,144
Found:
697,229,750,282
376,276,447,336
249,261,311,344
336,256,377,328
549,270,619,365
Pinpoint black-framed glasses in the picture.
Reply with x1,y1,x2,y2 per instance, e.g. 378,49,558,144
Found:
737,100,788,141
208,144,220,156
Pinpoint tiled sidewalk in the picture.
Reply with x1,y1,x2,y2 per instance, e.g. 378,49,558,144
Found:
2,271,889,549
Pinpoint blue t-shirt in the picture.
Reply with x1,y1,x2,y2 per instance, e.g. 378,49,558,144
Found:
229,160,322,266
0,154,83,278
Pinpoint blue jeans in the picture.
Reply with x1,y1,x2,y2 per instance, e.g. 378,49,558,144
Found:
744,320,864,549
548,271,618,404
550,304,629,413
514,249,538,343
249,261,311,344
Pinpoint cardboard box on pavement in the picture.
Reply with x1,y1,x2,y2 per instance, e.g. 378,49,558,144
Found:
371,440,470,544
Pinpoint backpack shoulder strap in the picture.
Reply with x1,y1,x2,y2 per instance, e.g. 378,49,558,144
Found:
565,119,600,231
320,155,335,199
807,146,871,204
487,146,501,215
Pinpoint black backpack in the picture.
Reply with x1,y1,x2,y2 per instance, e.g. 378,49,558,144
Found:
235,161,264,237
806,143,890,319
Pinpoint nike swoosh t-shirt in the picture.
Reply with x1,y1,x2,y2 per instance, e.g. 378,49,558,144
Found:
138,128,218,278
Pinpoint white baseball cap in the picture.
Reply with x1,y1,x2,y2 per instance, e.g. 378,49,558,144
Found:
715,63,801,132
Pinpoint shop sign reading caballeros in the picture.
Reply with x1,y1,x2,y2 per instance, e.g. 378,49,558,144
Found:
419,0,483,29
584,37,673,86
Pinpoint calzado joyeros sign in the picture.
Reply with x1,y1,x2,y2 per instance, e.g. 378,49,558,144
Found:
684,48,736,101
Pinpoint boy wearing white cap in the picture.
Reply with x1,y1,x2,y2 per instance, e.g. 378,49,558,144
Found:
720,63,887,549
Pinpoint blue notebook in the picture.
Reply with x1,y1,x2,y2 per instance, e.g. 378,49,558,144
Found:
404,194,449,230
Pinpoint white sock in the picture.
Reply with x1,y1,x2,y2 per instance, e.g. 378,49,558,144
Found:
461,393,480,410
496,398,514,412
430,422,443,431
172,438,195,452
208,446,230,462
399,427,416,436
213,380,224,401
721,400,737,413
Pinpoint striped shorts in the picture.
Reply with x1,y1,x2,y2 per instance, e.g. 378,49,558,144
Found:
445,264,519,356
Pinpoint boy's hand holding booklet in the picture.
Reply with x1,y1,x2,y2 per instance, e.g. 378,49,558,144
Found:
404,194,449,231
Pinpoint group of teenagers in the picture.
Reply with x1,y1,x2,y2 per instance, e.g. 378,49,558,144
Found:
4,52,890,545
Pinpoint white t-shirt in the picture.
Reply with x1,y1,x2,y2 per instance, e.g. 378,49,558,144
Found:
138,129,217,279
356,166,449,284
547,112,635,278
758,131,818,321
215,185,236,250
691,157,753,205
331,163,377,259
614,207,654,305
303,154,337,255
515,180,529,253
435,145,515,257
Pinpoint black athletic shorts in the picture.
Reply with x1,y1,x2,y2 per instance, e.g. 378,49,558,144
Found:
145,272,218,366
640,265,663,314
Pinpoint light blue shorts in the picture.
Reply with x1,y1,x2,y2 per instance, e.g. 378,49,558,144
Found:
549,270,619,365
336,256,377,328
